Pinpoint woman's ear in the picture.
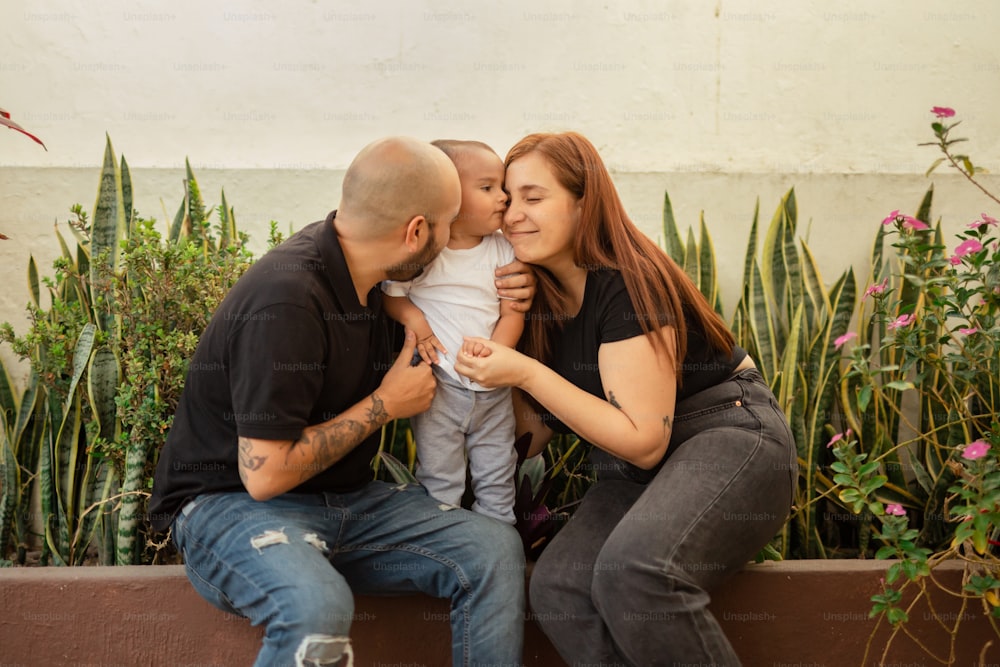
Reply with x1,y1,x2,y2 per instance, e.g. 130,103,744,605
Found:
403,214,427,252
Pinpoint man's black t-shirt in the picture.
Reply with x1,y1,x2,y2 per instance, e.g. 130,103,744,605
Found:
148,212,398,531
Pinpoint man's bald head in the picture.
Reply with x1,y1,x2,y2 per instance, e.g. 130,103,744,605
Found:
338,136,461,239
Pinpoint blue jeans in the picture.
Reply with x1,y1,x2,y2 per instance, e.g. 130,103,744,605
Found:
528,368,797,666
172,481,525,666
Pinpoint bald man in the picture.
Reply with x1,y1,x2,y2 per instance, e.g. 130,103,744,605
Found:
150,137,530,667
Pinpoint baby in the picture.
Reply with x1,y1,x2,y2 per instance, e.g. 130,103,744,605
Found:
382,140,522,523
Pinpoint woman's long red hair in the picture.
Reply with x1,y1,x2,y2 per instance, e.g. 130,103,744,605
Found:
506,132,735,376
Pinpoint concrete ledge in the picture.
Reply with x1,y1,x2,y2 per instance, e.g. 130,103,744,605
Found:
1,560,998,666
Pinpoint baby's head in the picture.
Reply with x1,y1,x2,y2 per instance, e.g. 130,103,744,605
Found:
431,140,507,238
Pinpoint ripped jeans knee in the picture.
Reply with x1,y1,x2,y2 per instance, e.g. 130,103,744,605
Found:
296,634,353,667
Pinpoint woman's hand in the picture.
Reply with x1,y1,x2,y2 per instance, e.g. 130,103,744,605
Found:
495,260,536,312
454,337,533,389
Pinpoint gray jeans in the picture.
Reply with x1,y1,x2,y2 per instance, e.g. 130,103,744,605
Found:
529,368,797,666
412,370,517,523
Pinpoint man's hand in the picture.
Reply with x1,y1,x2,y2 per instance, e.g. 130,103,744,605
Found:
377,330,437,419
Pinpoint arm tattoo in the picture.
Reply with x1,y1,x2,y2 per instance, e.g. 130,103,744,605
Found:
290,392,392,482
238,436,268,484
294,419,367,481
366,391,389,427
606,392,673,442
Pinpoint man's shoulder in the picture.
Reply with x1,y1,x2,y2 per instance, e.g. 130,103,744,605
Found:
217,223,333,324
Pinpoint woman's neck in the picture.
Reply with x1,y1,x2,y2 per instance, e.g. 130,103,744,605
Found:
549,262,589,316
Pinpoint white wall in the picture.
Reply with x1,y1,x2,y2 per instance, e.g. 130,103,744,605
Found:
3,0,999,171
2,0,999,375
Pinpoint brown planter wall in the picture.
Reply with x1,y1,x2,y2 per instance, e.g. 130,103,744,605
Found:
1,560,998,666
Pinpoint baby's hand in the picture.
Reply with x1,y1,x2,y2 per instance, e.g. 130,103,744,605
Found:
412,329,448,365
461,339,491,359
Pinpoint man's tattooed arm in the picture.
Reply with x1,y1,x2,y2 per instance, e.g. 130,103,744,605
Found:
286,391,391,482
238,437,268,486
237,391,393,498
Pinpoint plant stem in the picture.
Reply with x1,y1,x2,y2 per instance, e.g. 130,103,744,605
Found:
944,152,1000,208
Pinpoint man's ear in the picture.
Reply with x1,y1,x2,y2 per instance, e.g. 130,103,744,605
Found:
403,215,427,252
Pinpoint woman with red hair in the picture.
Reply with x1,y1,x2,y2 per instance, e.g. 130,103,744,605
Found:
455,131,796,666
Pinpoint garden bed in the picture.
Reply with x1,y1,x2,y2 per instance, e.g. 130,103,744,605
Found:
1,559,997,666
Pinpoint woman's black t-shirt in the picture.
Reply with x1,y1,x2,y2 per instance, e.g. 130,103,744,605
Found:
538,270,747,480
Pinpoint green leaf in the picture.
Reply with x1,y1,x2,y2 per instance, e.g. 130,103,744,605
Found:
219,189,236,249
116,440,150,565
884,381,915,392
377,451,418,485
753,543,783,563
660,190,684,264
63,324,98,416
0,411,20,558
861,475,888,495
682,226,699,285
518,455,546,496
27,255,39,307
858,461,880,476
924,157,945,177
168,198,187,244
761,194,787,322
908,457,934,495
914,185,933,233
777,304,804,415
875,545,896,560
747,259,778,382
120,154,133,236
90,135,126,334
741,198,759,290
87,347,120,444
0,360,17,425
799,241,825,331
858,384,872,413
698,214,719,313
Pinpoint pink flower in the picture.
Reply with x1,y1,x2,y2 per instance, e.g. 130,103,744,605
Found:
958,327,978,335
968,213,999,229
949,255,962,266
864,278,889,298
887,313,915,330
962,441,991,461
882,210,901,226
954,239,984,257
834,332,857,350
826,429,853,448
881,210,928,230
931,106,956,118
886,504,906,516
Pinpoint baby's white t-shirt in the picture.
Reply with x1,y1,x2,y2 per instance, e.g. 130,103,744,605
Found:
382,232,515,389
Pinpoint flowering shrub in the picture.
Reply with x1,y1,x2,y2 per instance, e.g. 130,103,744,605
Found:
832,108,1000,659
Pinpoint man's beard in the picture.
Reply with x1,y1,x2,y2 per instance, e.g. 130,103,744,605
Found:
384,232,442,282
